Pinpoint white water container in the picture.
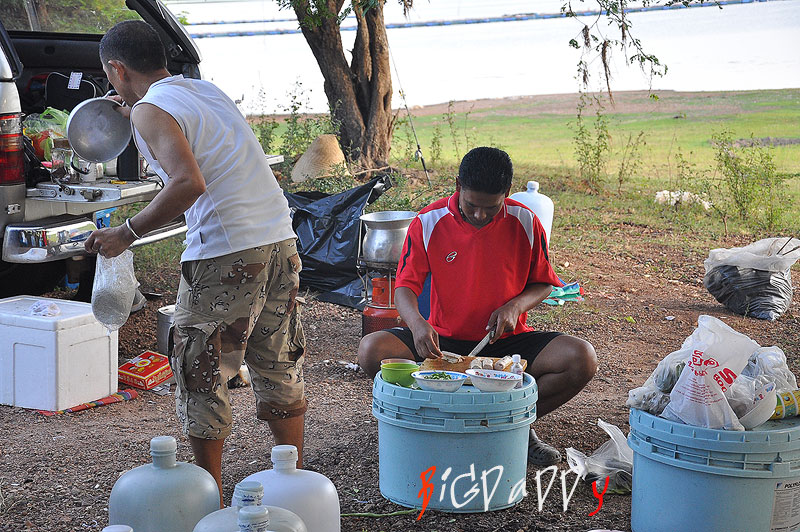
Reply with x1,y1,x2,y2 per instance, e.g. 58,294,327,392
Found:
109,436,220,532
242,445,340,532
193,480,307,532
509,181,554,244
102,527,134,532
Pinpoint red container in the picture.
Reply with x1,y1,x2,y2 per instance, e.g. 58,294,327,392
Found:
371,277,393,307
362,304,406,337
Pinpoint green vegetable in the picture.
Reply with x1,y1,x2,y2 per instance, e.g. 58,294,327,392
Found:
427,372,453,380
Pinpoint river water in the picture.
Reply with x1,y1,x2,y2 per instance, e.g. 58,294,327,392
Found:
166,0,800,113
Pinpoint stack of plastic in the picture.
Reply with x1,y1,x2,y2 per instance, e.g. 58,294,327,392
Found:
194,480,307,532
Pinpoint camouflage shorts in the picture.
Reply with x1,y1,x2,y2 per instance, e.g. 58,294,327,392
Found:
171,239,306,440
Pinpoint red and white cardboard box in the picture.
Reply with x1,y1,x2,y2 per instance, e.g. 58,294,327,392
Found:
118,351,173,390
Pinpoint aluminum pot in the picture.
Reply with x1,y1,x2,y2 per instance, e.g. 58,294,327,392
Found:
360,211,417,265
66,97,132,163
157,304,175,356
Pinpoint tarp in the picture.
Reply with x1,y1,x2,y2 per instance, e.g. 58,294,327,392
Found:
284,175,391,308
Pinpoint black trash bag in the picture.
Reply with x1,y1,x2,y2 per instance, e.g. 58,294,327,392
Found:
704,266,792,321
703,237,800,321
284,175,391,308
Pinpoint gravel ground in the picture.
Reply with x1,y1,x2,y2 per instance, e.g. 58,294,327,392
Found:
1,224,799,532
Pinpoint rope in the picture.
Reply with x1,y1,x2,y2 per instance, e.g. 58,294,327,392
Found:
388,41,432,188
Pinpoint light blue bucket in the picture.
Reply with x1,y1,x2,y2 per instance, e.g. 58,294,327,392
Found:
629,408,800,532
372,374,537,513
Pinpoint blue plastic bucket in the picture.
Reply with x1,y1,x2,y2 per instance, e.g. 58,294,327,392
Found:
629,408,800,532
372,374,537,513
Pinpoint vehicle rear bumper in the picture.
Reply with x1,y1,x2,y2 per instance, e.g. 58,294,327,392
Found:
2,217,187,263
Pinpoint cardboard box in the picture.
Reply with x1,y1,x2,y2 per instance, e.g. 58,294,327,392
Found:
0,296,118,411
119,351,173,390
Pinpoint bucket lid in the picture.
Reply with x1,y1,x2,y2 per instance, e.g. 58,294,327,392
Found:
0,296,100,330
372,374,537,433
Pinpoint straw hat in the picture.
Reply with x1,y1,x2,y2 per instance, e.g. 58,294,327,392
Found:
291,134,348,183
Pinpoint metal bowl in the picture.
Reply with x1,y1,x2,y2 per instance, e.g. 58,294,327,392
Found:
66,97,132,162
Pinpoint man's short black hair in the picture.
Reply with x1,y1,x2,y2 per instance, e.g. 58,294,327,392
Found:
100,20,167,73
458,147,513,194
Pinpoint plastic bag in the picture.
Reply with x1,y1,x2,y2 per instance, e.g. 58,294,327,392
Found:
704,237,800,320
741,346,798,393
23,107,69,160
566,419,633,495
661,315,760,430
626,345,690,415
91,250,137,332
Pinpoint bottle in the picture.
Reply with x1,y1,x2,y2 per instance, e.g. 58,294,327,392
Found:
242,445,340,532
193,480,307,532
510,354,524,389
108,436,220,532
237,506,271,532
102,527,134,532
509,181,554,244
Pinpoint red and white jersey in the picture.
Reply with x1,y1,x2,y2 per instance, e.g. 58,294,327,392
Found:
396,191,562,341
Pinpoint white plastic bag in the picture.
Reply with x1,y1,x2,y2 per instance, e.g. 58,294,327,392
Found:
92,250,137,332
661,315,760,430
566,419,633,494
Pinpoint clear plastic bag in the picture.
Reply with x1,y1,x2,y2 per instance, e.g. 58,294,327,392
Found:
741,346,798,393
566,419,633,495
704,237,800,321
626,347,690,415
92,250,137,332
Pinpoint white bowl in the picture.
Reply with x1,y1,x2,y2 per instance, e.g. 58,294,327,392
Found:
739,383,778,430
465,368,521,392
411,371,467,392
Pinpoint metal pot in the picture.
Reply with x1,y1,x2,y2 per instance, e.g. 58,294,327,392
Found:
359,211,417,265
157,304,175,355
66,97,132,163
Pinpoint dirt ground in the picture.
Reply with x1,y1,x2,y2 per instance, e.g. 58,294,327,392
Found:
2,219,798,532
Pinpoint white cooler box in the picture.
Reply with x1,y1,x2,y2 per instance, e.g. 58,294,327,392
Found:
0,296,118,411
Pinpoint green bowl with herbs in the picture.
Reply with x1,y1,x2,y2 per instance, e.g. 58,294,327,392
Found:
411,370,468,392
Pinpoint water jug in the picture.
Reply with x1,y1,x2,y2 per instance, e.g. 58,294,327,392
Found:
242,445,341,532
509,181,554,244
109,436,220,532
193,480,307,532
102,527,134,532
237,506,270,532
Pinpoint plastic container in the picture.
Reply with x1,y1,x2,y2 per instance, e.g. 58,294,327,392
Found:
372,373,537,512
109,436,220,532
237,506,270,532
628,408,800,532
157,304,175,355
193,480,307,532
509,181,554,244
510,355,524,389
102,527,134,532
0,296,118,411
241,445,340,532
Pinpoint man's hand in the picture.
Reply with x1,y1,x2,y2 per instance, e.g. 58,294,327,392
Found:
106,94,131,119
409,320,444,360
84,224,136,258
487,300,523,342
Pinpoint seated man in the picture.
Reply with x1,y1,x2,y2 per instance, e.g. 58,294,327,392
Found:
358,146,597,466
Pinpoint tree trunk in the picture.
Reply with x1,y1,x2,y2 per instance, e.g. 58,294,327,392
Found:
292,1,393,170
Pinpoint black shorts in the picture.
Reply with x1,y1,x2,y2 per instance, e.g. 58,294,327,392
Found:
385,327,562,367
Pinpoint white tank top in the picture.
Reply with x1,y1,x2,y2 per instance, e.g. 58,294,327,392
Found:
131,75,296,262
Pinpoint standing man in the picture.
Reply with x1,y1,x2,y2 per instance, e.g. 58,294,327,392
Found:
358,147,596,466
85,21,306,503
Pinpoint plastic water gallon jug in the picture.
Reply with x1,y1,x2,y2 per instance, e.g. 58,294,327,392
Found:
103,527,134,532
109,436,220,532
193,480,307,532
509,181,554,244
237,506,270,532
242,445,340,532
